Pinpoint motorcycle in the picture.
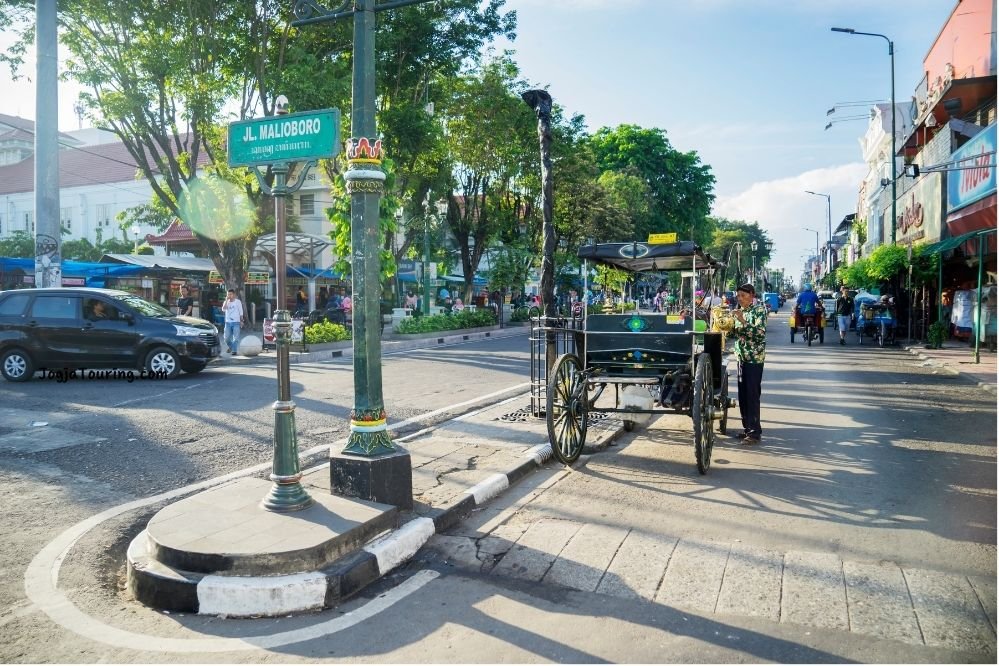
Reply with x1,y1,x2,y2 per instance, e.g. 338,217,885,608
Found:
789,304,825,346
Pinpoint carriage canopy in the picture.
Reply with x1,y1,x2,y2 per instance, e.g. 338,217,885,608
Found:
577,241,724,273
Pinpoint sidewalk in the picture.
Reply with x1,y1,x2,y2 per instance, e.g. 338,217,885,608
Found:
901,340,997,395
126,396,623,616
125,330,996,618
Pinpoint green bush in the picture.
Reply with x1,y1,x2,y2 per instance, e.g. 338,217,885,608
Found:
395,308,497,334
303,321,351,344
927,321,948,349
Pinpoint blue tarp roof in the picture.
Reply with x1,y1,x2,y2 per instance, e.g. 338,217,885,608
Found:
0,257,146,286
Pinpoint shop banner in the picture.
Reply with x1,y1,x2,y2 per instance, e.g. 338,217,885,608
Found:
948,123,996,213
884,171,943,246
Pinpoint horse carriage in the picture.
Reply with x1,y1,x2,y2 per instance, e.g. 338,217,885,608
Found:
539,241,735,475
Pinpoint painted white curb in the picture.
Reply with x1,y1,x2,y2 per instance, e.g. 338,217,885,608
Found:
363,517,436,575
198,571,327,617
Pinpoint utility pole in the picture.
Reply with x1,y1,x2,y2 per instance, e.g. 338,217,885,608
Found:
293,0,438,508
34,0,61,288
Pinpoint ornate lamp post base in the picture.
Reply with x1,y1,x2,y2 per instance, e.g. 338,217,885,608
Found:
331,449,413,510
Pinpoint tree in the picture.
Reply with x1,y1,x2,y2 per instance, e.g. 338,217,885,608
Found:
588,125,716,245
0,231,35,258
438,54,538,301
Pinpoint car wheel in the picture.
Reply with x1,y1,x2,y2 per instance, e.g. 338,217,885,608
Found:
146,346,181,378
1,348,34,382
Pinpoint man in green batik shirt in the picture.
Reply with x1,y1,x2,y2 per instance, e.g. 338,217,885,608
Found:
732,283,767,443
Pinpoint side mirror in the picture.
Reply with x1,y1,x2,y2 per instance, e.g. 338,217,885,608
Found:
123,313,136,325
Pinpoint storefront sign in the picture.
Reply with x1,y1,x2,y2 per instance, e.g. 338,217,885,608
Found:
888,172,943,244
22,276,85,286
209,270,271,285
948,123,996,213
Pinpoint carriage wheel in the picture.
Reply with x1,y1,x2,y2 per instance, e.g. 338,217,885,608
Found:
692,353,714,475
790,327,796,343
588,382,607,409
806,325,813,347
878,322,887,348
717,373,729,435
546,354,588,465
818,326,825,344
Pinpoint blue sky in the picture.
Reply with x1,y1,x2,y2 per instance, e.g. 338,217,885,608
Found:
0,0,959,275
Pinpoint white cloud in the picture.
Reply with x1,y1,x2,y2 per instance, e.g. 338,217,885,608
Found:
713,162,867,273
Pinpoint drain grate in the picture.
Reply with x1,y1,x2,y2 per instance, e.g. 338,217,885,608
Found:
496,408,534,423
496,409,609,425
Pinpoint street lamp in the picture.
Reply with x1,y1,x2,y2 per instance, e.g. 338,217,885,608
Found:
804,190,831,275
832,26,896,244
750,240,758,294
804,227,820,272
763,239,774,291
131,225,141,253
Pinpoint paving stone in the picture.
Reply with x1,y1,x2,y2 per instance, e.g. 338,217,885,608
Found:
843,560,922,645
492,518,581,582
905,568,996,656
781,551,848,631
596,530,676,601
544,523,628,592
968,574,998,633
655,538,730,614
715,543,783,621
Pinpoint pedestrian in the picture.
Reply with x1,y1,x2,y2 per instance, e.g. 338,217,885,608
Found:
221,289,245,355
404,290,418,309
177,285,194,317
834,285,854,345
318,286,329,309
295,287,307,312
731,283,767,443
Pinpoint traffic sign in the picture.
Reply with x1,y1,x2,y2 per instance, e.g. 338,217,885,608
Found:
227,109,340,167
648,233,678,244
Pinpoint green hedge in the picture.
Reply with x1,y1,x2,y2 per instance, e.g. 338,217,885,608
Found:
395,308,497,334
303,321,351,344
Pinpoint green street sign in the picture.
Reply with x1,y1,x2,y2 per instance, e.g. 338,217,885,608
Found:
227,108,340,167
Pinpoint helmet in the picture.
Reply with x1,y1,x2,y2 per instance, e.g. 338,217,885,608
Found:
803,283,812,291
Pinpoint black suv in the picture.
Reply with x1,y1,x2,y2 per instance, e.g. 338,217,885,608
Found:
0,288,221,382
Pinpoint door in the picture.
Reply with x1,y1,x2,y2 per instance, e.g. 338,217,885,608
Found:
26,295,87,367
81,297,142,366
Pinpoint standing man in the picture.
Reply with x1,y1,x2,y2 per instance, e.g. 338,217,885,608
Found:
177,285,194,317
731,283,767,443
221,289,245,355
835,285,854,345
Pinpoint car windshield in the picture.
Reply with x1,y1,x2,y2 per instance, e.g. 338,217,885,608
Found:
111,294,173,317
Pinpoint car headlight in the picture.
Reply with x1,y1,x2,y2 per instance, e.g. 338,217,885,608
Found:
174,325,206,336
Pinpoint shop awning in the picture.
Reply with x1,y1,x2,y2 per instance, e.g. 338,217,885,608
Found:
441,274,487,286
921,228,997,255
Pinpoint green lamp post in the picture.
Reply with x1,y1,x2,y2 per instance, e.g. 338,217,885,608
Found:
292,0,435,509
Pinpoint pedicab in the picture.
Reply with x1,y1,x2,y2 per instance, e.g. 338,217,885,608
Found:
857,299,897,347
543,240,735,475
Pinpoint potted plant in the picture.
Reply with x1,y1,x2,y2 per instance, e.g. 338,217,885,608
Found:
927,321,948,349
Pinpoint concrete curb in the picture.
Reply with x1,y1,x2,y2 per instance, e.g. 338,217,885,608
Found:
128,442,559,617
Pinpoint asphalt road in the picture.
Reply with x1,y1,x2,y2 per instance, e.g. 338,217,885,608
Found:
1,316,995,662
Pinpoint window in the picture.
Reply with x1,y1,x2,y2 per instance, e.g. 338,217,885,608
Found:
96,204,112,227
0,293,31,317
61,207,73,232
300,194,315,216
29,296,80,320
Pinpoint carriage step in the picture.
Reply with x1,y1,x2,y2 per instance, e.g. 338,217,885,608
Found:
590,377,660,385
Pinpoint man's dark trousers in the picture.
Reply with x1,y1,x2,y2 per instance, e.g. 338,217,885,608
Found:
738,361,764,437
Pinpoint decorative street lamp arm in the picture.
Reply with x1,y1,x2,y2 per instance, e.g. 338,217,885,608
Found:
293,0,432,25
